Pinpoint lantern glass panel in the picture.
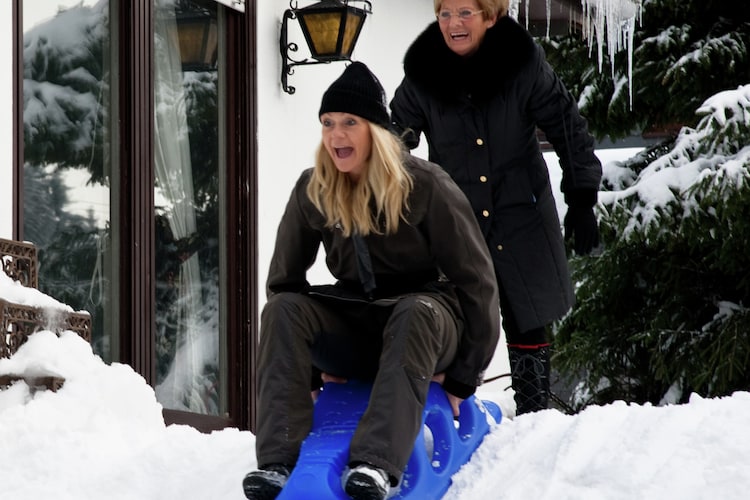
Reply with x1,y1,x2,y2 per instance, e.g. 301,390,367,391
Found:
176,19,218,70
340,11,365,56
299,11,344,58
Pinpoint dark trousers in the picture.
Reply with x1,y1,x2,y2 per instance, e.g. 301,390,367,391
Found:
255,292,459,483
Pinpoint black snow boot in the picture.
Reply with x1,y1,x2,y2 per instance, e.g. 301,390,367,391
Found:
242,464,291,500
508,344,551,416
344,462,390,500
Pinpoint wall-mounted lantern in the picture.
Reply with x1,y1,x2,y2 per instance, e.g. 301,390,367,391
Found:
280,0,372,94
175,7,218,72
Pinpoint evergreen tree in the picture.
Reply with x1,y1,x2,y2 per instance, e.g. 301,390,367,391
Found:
23,2,111,185
554,85,750,410
539,0,750,140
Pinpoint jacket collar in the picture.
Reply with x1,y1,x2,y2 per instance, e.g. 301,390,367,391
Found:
402,16,536,102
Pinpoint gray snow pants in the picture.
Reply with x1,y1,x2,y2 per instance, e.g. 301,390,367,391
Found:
255,291,460,483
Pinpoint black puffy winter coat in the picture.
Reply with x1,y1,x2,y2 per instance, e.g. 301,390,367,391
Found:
390,16,602,333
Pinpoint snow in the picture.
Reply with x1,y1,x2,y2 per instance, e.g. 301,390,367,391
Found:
0,272,74,314
596,85,750,238
546,147,644,220
9,71,750,498
10,80,750,495
2,324,750,500
6,3,749,498
3,132,750,499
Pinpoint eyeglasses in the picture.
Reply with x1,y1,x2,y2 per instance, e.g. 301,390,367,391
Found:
437,9,483,22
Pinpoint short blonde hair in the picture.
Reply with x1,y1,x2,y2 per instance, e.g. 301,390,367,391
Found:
434,0,509,18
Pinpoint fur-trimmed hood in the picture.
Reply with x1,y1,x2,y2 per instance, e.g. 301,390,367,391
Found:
402,16,537,101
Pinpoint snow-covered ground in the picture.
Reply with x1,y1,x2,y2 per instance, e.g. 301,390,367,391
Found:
3,145,750,500
2,317,749,500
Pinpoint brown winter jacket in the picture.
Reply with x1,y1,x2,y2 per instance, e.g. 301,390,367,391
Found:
266,154,500,398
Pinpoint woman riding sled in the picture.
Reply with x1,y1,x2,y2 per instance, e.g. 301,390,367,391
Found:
242,61,500,500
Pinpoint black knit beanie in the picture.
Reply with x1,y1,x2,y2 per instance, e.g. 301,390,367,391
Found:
319,61,390,128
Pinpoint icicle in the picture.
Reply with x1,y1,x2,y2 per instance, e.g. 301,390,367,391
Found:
526,0,531,29
569,2,574,34
580,0,641,109
625,16,634,108
525,0,530,31
508,0,520,25
507,0,641,108
508,0,530,30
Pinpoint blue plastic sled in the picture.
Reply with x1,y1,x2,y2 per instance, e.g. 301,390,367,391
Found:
277,380,501,499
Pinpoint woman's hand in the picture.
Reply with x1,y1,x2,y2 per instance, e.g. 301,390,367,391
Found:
432,373,463,417
311,372,348,401
321,373,348,385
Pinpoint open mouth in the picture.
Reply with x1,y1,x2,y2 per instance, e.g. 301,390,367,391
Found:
450,32,469,41
335,147,354,158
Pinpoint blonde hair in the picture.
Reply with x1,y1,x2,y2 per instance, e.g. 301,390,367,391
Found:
433,0,509,18
307,123,414,237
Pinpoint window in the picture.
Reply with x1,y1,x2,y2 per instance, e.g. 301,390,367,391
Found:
153,0,227,416
18,0,257,431
22,0,118,362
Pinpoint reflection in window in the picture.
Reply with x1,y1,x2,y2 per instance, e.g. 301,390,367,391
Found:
153,0,224,416
22,0,116,362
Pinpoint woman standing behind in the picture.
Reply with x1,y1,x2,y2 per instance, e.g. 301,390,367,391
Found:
242,62,499,500
390,0,602,415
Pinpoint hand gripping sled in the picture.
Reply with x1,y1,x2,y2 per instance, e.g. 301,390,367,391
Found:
277,380,502,499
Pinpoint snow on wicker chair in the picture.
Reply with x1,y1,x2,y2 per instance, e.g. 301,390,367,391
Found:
0,237,91,391
278,379,501,499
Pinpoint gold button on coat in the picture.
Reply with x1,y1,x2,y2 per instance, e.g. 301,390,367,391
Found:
482,210,490,217
480,175,487,182
497,244,504,251
476,138,484,145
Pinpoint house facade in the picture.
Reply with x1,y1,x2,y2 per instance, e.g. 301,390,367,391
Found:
0,0,584,432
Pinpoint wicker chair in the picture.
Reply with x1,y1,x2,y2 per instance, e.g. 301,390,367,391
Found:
0,237,92,390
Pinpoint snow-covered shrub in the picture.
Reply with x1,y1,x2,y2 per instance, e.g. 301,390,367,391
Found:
555,85,750,410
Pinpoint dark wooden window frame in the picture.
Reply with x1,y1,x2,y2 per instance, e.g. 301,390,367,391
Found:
13,0,258,433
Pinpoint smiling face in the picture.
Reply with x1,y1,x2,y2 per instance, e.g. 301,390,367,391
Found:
436,0,497,57
320,112,373,181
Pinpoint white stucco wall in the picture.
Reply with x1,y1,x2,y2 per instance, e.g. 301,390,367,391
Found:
0,1,13,239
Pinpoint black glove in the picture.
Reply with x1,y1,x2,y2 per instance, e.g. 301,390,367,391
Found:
564,189,600,255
